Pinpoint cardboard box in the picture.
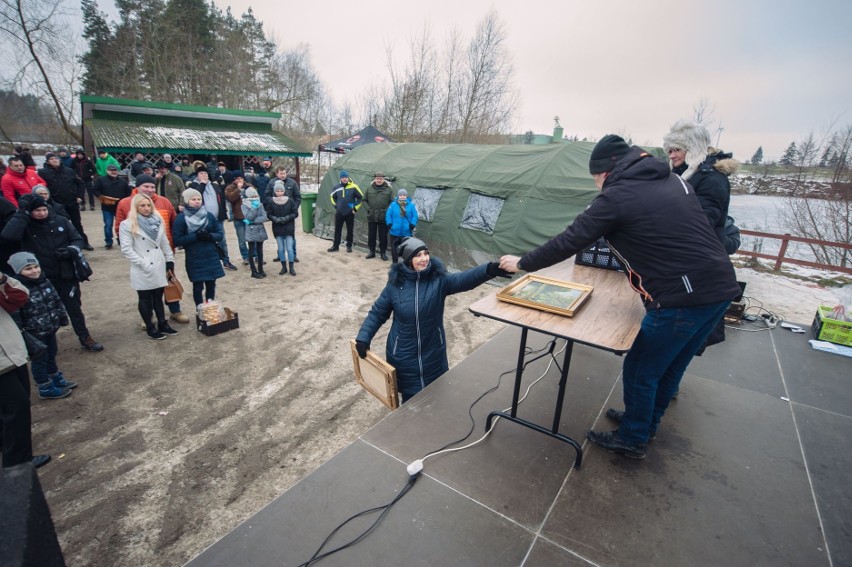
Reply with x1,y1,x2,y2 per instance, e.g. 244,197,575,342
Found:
196,308,239,336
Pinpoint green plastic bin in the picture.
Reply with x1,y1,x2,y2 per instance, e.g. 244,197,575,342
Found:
300,192,317,233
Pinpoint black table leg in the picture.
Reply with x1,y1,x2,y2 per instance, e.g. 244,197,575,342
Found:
485,337,583,469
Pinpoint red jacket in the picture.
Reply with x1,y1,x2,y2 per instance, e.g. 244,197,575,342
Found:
1,169,47,206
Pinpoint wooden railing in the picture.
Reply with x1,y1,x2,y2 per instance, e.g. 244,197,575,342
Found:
737,229,852,275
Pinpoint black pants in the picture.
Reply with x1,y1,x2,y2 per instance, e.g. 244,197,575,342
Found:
248,242,264,273
192,281,216,306
332,212,354,248
63,203,90,246
389,234,405,263
137,288,166,328
54,279,90,340
367,221,388,253
0,364,33,468
83,180,95,208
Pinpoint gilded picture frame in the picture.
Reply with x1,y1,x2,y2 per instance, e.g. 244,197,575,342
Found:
496,274,593,317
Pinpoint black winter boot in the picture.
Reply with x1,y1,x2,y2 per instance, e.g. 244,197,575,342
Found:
289,262,296,276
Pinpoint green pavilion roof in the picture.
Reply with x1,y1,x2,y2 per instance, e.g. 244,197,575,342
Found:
85,118,312,157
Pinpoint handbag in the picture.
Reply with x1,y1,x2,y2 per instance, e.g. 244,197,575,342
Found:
22,330,47,359
70,247,94,282
164,270,184,303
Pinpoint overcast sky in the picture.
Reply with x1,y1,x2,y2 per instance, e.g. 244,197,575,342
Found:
204,0,850,161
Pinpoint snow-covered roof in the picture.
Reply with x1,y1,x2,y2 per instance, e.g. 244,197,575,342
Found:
85,118,311,157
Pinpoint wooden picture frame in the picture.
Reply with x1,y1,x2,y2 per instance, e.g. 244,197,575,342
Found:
350,340,399,409
496,274,593,317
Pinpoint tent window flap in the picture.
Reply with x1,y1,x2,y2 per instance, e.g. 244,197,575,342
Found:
413,187,444,223
459,194,504,235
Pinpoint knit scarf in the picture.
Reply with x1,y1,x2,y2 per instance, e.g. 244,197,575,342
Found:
183,205,209,233
137,212,161,241
272,195,289,206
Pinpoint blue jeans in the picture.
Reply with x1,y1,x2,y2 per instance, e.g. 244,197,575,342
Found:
102,209,116,246
30,332,58,386
618,300,730,445
276,235,296,263
233,220,249,260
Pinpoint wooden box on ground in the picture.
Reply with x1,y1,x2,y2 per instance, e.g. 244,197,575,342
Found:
196,308,239,336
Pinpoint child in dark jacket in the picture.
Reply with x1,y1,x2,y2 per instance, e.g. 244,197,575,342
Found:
7,252,76,399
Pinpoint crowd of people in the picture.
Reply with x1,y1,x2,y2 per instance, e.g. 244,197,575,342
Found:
2,119,739,471
0,146,307,469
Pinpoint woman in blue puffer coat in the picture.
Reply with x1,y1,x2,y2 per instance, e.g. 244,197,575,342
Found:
173,188,225,306
355,237,509,403
385,189,418,263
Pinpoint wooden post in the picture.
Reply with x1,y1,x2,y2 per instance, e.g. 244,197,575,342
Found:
774,234,791,271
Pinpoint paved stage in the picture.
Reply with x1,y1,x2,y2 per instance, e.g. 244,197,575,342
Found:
186,319,851,566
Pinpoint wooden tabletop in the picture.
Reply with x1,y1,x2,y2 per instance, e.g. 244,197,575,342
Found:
469,261,645,353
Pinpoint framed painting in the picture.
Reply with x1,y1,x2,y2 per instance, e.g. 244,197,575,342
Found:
350,339,399,409
496,274,593,317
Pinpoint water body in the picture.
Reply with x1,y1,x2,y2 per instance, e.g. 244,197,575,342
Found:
729,194,821,262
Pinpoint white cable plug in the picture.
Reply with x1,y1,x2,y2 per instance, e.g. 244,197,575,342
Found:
406,459,423,475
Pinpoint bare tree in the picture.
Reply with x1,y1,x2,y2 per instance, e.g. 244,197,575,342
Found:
692,97,714,125
779,127,852,268
454,10,517,143
0,0,82,143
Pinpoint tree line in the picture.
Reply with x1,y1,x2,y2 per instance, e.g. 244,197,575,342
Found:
1,0,518,146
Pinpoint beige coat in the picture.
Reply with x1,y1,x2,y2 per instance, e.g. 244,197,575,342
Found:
0,276,29,372
119,219,175,291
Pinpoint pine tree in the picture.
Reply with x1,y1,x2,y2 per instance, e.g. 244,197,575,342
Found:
750,146,763,165
780,142,798,166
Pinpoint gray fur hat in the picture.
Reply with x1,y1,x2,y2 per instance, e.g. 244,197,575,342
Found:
662,119,711,181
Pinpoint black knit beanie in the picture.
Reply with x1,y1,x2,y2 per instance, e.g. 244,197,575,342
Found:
135,174,156,187
25,195,48,212
589,134,631,174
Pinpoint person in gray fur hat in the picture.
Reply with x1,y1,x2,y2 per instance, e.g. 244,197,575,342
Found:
663,119,741,354
662,119,739,247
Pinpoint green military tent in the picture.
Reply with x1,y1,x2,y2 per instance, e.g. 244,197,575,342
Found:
313,141,660,270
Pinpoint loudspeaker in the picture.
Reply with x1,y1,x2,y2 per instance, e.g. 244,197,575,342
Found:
0,463,65,566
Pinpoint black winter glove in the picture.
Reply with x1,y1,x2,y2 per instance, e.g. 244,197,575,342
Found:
55,248,72,260
166,261,175,274
196,229,212,242
17,194,36,212
486,262,512,278
355,340,370,359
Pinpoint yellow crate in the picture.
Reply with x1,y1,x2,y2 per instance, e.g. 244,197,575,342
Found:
812,306,852,346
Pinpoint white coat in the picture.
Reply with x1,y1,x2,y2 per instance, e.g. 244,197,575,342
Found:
119,218,175,291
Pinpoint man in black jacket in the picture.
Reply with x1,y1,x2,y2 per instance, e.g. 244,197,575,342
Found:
71,148,97,211
2,195,104,352
38,153,93,250
500,135,740,460
92,164,131,249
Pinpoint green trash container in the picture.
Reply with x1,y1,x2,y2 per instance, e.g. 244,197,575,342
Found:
300,192,317,233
